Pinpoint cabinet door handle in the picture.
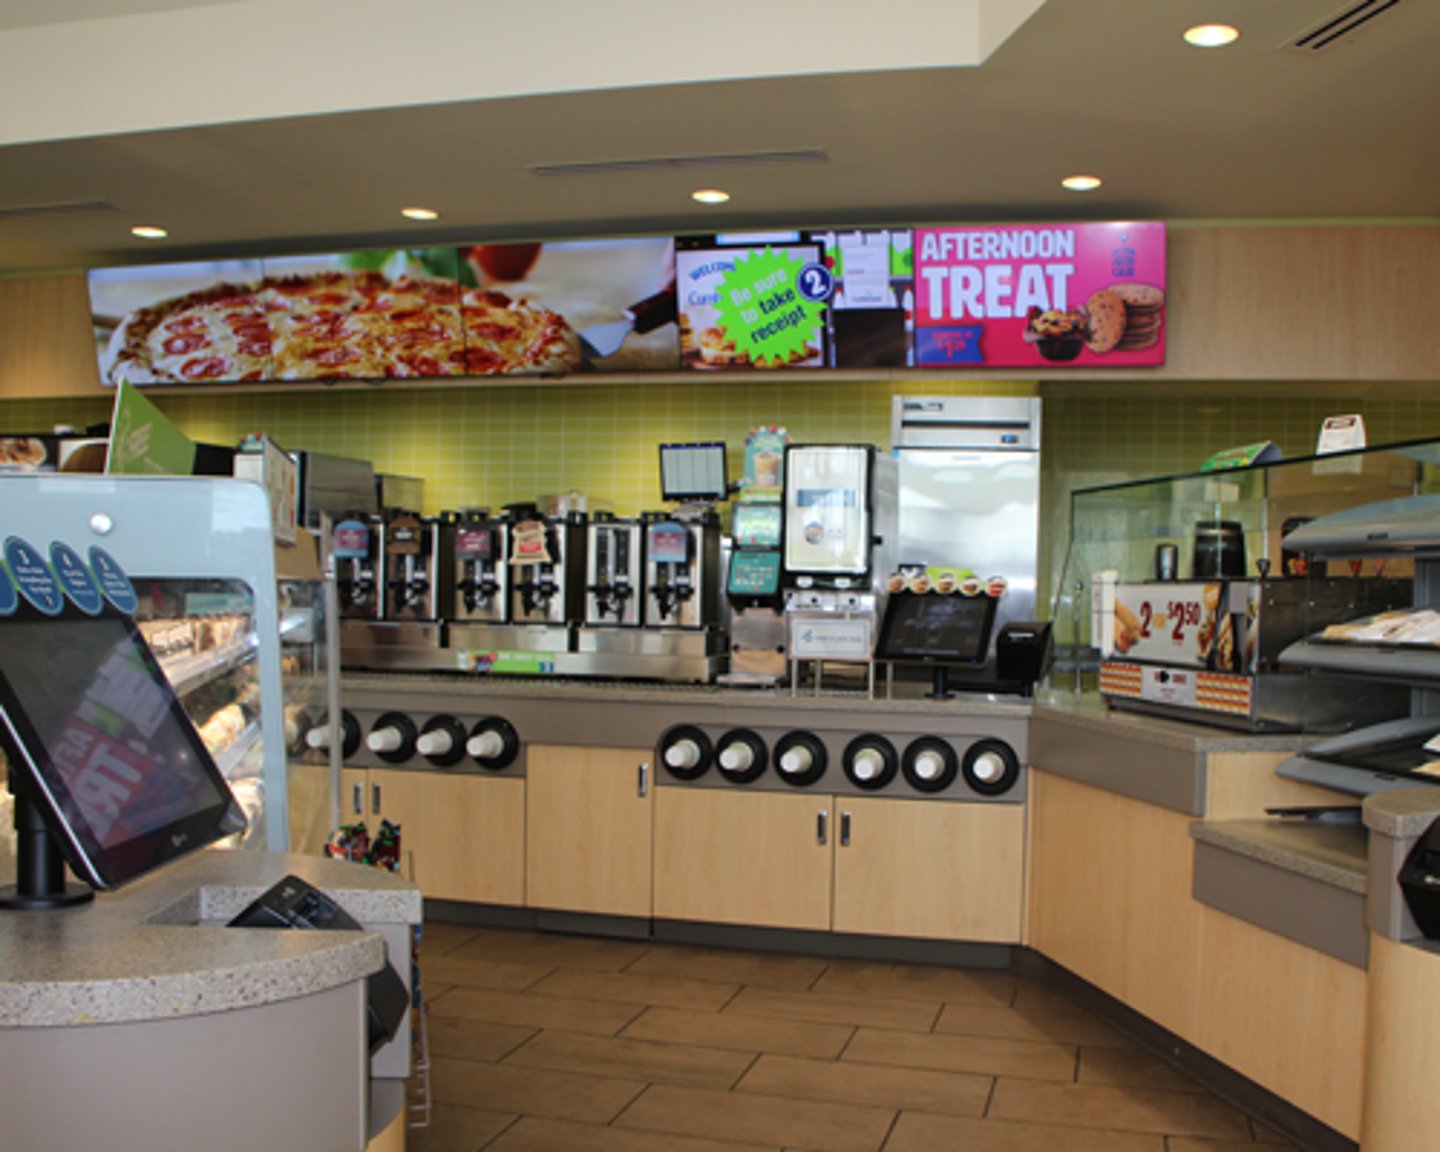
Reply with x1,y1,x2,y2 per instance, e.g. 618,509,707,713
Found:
638,761,650,798
817,809,828,846
371,782,382,816
351,782,364,817
840,811,852,847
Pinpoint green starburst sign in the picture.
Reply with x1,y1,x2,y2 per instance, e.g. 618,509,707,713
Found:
713,247,827,368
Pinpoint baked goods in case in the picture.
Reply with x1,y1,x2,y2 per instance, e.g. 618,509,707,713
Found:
103,271,580,384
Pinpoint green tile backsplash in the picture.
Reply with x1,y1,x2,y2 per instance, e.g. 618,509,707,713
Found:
5,377,1439,615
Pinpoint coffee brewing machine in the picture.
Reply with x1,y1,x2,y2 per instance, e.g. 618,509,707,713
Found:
782,443,898,690
505,506,586,649
583,512,643,630
444,508,510,646
721,426,790,685
332,514,380,620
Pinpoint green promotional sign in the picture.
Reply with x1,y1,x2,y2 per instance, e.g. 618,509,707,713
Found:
106,380,197,475
713,247,828,367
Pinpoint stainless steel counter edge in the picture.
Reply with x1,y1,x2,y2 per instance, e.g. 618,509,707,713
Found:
1,849,421,1029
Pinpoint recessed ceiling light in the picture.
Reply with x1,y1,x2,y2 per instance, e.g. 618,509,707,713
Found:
1183,23,1240,47
691,188,731,205
401,206,440,221
1061,175,1103,193
130,225,168,239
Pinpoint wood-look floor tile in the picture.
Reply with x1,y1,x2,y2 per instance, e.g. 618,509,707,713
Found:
416,920,484,958
883,1111,1165,1152
406,1101,517,1152
935,1001,1129,1047
736,1052,990,1117
1008,977,1094,1014
429,1054,645,1123
504,1029,757,1089
425,1015,537,1063
615,1083,895,1152
724,985,941,1032
487,1115,779,1151
1076,1043,1208,1093
812,959,1016,1006
421,952,554,992
448,927,652,971
1252,1119,1301,1144
427,985,644,1036
842,1026,1077,1082
527,966,740,1012
621,1006,854,1059
624,943,830,990
987,1079,1253,1139
1169,1140,1297,1152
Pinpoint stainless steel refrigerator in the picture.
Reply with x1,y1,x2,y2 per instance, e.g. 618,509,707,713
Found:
891,395,1042,684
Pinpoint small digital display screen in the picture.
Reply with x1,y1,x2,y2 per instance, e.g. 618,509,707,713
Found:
660,442,728,503
875,594,997,665
0,607,244,889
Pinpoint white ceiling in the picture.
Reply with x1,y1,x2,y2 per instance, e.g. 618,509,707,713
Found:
0,0,1437,276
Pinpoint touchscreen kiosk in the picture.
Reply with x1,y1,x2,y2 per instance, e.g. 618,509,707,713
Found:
660,442,729,504
875,592,998,699
1,601,246,909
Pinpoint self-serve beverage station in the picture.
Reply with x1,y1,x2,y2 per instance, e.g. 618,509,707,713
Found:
720,426,790,685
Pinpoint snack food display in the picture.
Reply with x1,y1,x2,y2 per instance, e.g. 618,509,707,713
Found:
102,270,581,384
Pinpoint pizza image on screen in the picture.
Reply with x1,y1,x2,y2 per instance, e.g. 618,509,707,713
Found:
101,270,581,384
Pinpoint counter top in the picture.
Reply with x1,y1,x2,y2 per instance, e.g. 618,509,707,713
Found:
1190,818,1368,894
1364,787,1440,839
1033,694,1308,754
344,670,1034,720
0,848,421,1029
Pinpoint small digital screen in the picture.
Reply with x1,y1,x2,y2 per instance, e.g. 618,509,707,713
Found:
660,442,728,503
875,594,997,665
0,607,244,889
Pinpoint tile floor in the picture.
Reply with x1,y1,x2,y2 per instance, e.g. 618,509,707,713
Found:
407,922,1298,1152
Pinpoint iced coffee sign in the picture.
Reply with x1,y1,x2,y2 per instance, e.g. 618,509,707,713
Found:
913,222,1166,368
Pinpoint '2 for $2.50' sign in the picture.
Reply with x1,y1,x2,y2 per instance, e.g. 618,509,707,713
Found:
1111,581,1225,668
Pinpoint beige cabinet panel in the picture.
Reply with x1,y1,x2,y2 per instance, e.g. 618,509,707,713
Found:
1027,770,1201,1038
654,788,833,932
834,797,1024,942
1363,932,1440,1151
1196,904,1364,1141
526,745,653,917
418,773,525,905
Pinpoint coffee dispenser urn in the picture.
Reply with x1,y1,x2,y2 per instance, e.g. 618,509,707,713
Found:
584,512,643,627
331,514,380,620
380,512,452,623
446,509,509,625
507,506,586,639
642,510,721,630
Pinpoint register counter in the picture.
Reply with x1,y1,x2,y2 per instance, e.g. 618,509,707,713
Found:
0,849,421,1152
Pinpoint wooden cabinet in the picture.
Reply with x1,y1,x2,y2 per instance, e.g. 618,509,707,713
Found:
341,767,524,905
654,789,833,931
525,744,653,917
654,788,1025,941
834,796,1024,942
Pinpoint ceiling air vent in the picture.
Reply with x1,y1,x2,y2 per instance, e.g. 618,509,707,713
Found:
1288,0,1401,52
529,148,828,177
0,199,118,222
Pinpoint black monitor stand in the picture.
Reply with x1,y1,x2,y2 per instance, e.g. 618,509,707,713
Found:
926,664,956,701
1,771,93,910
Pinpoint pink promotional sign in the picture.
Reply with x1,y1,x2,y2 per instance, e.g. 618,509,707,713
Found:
913,222,1166,368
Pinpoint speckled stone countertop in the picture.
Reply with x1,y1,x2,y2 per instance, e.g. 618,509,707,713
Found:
1364,787,1440,839
1033,694,1309,754
0,849,421,1029
1190,818,1368,893
343,670,1034,719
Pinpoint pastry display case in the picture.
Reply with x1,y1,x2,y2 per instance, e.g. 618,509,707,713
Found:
1051,438,1440,730
0,475,338,854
